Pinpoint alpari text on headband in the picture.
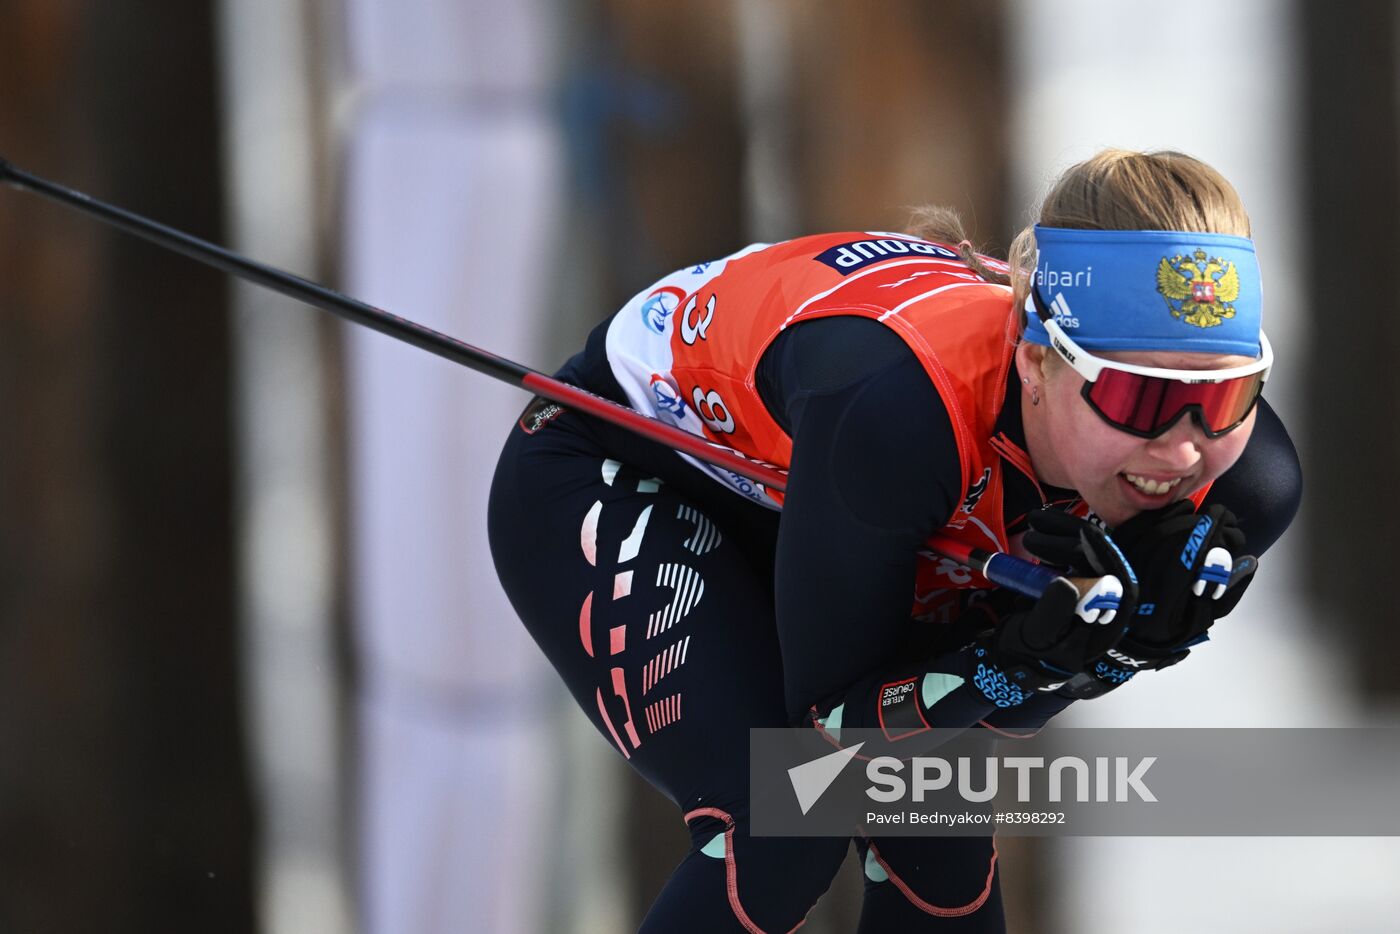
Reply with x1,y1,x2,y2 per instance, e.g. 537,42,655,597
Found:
1022,226,1271,440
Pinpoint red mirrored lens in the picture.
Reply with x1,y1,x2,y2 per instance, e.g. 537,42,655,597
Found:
1086,368,1265,436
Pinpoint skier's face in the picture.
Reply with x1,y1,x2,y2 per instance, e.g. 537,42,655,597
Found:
1017,342,1258,527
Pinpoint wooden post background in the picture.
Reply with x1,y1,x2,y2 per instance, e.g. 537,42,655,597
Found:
0,3,254,931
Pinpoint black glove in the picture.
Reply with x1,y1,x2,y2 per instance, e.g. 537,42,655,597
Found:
1092,502,1257,685
1021,508,1141,621
966,512,1140,706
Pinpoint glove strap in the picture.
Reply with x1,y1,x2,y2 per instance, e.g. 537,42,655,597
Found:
1109,637,1198,671
1060,640,1196,699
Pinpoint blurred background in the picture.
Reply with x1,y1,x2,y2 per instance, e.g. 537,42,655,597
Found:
1,0,1397,931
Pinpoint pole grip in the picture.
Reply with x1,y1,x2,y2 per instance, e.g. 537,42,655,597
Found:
978,551,1064,598
926,532,1086,601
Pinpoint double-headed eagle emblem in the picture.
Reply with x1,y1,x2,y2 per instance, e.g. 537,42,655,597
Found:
1155,249,1240,328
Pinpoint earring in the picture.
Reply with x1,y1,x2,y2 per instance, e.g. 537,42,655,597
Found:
1031,386,1040,406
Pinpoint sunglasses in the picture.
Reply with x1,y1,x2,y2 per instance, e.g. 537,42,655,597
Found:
1028,288,1272,439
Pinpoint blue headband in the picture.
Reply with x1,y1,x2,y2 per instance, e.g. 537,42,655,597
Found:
1022,226,1263,356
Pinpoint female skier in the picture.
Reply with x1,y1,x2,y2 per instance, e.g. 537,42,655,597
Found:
488,149,1301,932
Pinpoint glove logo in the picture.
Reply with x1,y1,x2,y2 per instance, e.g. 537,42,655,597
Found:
1105,648,1147,669
1094,661,1135,685
1180,516,1215,568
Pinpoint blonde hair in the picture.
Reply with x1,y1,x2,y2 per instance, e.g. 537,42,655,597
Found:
907,149,1253,334
905,204,1010,287
1008,149,1252,331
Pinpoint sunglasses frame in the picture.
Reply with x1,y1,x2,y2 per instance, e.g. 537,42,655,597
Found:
1027,287,1273,439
